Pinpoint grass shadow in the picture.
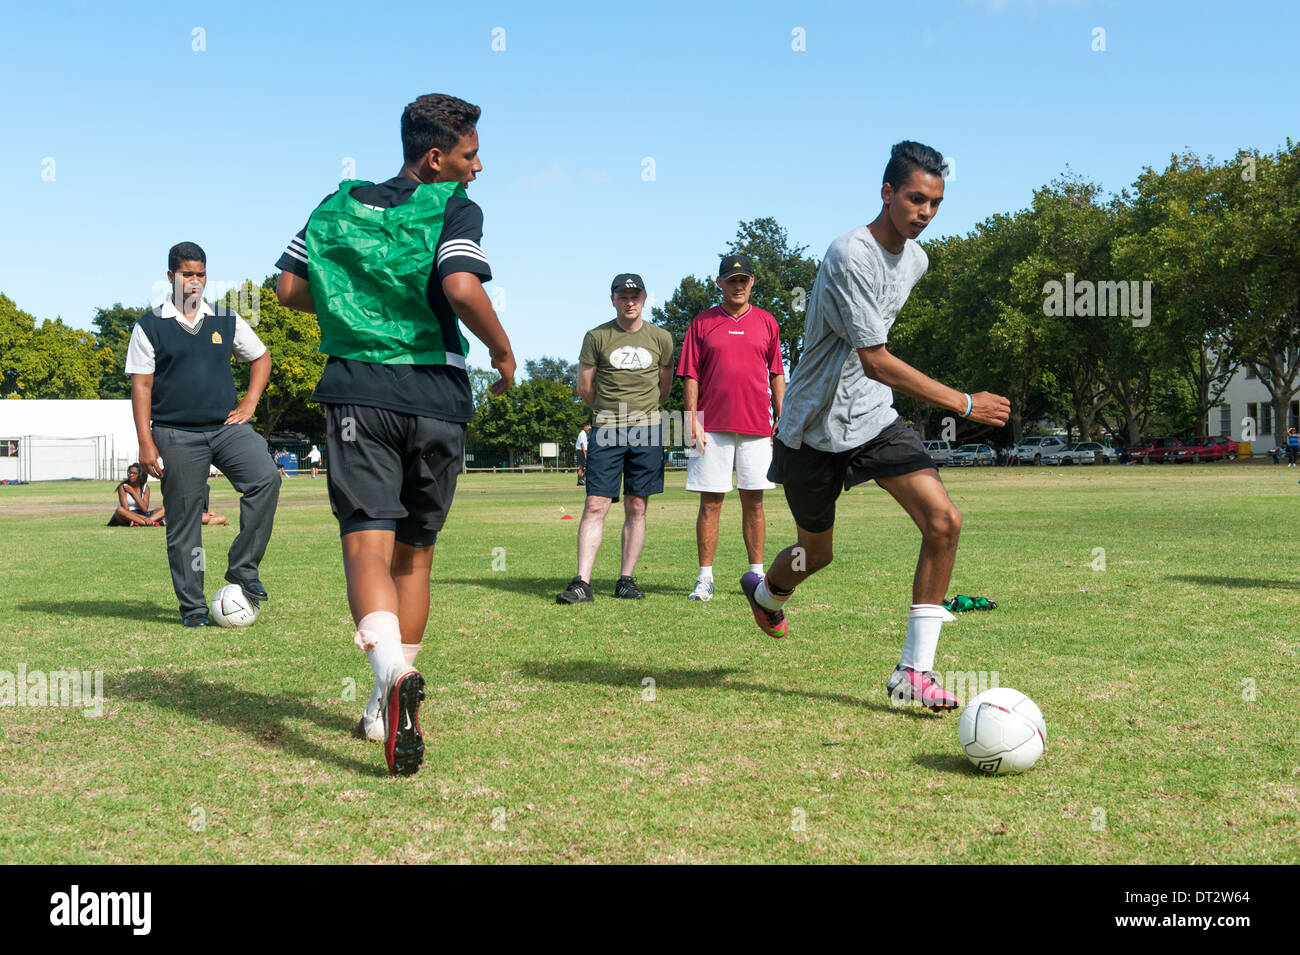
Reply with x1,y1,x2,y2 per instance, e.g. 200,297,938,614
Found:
114,669,384,776
521,659,935,719
913,753,982,775
18,599,178,625
1168,574,1300,590
441,575,685,599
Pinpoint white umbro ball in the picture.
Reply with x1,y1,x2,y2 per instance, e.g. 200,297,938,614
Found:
957,687,1046,775
210,584,260,628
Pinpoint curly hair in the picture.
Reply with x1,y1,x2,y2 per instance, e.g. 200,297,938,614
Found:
401,94,481,162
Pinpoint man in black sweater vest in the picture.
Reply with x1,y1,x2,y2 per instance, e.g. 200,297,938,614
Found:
125,242,280,626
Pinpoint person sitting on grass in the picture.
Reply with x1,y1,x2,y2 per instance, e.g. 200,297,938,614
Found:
201,482,227,525
108,462,166,526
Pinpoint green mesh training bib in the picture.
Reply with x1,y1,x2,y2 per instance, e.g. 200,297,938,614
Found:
305,179,470,365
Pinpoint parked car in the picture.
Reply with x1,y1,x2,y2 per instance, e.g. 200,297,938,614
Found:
1041,443,1102,465
950,443,997,466
1016,435,1069,465
1173,435,1239,463
1074,441,1118,464
1130,437,1186,463
922,439,953,465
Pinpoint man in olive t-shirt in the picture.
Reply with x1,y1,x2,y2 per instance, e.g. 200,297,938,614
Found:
556,273,674,603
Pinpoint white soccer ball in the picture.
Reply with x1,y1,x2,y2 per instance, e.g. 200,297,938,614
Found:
957,687,1046,775
210,584,260,628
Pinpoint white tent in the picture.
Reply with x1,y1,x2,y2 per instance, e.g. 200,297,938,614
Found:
0,400,139,482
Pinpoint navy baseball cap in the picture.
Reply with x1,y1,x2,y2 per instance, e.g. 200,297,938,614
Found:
611,273,646,293
718,254,755,279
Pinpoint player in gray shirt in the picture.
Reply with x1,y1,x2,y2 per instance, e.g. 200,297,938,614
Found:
739,141,1011,711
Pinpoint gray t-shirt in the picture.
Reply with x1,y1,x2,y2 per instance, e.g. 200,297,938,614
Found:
778,227,929,452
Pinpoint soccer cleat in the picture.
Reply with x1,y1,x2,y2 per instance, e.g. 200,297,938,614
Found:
354,709,383,742
740,572,786,638
887,665,961,712
182,613,210,627
687,577,714,601
226,575,269,602
613,575,645,599
382,666,425,776
556,576,595,604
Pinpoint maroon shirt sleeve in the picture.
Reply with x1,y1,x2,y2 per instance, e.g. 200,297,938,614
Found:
677,312,704,379
766,313,784,376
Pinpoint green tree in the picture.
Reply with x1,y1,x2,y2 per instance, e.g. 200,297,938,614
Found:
472,378,588,467
723,217,819,371
92,302,145,398
225,279,327,435
0,294,112,399
1215,141,1300,450
525,355,577,389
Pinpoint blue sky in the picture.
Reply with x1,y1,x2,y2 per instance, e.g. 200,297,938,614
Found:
1,0,1295,371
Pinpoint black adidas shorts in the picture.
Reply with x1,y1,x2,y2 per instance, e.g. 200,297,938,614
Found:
324,403,466,547
768,417,937,533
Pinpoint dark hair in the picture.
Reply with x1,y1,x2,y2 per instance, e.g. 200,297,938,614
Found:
124,462,146,491
883,141,947,190
401,94,481,162
168,242,206,271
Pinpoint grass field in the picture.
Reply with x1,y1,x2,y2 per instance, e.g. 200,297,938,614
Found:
2,463,1298,864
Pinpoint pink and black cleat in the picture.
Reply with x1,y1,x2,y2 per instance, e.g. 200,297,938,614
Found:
740,572,787,639
383,667,426,776
886,666,960,712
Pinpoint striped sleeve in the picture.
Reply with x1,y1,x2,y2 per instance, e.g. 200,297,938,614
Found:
435,197,492,282
274,227,309,279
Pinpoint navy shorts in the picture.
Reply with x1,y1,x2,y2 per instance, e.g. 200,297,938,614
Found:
585,426,665,502
768,417,937,533
324,403,466,546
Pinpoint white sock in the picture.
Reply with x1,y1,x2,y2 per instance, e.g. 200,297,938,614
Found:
899,604,956,672
698,565,713,581
754,576,790,612
363,682,382,721
748,562,764,575
355,610,405,690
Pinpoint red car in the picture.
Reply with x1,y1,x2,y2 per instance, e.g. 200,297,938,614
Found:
1173,436,1240,462
1130,437,1186,463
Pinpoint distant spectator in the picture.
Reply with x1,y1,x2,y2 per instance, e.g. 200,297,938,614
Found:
201,482,227,525
307,444,322,478
1288,428,1298,467
108,463,165,526
275,449,289,478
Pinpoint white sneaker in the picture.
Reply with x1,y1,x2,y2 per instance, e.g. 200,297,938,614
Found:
688,577,714,601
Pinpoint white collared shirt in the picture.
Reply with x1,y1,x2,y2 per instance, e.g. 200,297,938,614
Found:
124,299,267,374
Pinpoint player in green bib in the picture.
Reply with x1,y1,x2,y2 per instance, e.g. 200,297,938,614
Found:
275,93,516,776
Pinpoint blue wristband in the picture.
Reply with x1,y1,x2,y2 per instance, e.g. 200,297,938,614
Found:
962,394,972,418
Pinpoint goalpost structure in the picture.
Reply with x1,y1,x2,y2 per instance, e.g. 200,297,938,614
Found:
0,435,122,483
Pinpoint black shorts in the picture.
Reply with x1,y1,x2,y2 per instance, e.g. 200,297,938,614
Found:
324,403,466,547
586,426,665,503
768,417,937,533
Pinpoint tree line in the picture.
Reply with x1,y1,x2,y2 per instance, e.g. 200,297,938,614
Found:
4,140,1295,455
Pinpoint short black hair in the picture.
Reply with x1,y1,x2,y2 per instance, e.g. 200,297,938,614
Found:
168,242,206,271
401,94,481,162
883,141,947,190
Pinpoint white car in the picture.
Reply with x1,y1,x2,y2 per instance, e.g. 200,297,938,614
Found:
923,440,953,465
1016,435,1069,465
949,443,996,466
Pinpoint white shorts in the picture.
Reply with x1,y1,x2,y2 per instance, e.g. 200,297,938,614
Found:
685,432,775,493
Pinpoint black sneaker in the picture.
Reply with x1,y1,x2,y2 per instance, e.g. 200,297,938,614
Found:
556,576,594,604
182,613,210,627
613,576,645,599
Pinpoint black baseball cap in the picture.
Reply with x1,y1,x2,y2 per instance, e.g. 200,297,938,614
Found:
719,254,755,279
611,273,646,293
